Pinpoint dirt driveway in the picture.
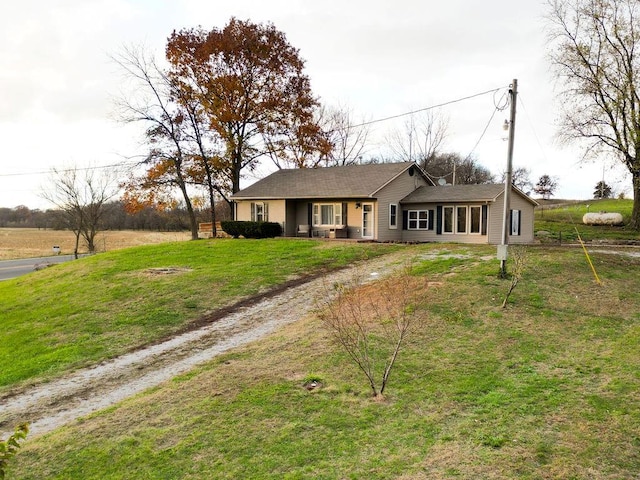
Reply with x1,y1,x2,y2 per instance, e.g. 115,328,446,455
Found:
0,249,415,438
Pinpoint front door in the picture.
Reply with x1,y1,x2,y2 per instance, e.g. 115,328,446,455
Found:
362,203,374,239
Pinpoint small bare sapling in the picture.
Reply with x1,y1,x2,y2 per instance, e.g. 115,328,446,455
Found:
317,266,426,398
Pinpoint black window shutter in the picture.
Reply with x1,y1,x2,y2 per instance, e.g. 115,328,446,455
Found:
436,206,443,234
307,203,313,225
251,202,256,222
402,210,408,230
481,205,488,235
342,202,348,226
428,209,435,230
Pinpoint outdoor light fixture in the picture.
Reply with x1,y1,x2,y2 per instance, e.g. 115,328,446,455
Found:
355,202,361,209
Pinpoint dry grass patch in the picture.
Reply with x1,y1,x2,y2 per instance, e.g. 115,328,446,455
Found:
0,228,190,259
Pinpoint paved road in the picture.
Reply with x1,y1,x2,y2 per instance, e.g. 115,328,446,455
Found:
0,255,82,281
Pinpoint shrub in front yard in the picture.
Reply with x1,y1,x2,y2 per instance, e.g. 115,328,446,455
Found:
220,221,282,239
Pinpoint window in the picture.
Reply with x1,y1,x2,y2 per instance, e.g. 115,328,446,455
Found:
250,202,268,222
441,205,484,235
407,210,428,230
389,203,398,229
470,206,481,234
510,209,521,236
313,203,343,226
443,206,454,233
456,206,467,233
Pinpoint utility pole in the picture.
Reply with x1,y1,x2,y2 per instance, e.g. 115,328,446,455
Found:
499,79,517,278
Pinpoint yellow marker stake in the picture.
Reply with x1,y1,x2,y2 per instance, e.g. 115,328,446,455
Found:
575,227,602,285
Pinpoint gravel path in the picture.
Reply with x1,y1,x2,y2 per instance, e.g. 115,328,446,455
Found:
0,249,413,438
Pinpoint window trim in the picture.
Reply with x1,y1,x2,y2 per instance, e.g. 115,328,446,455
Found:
441,204,485,236
510,209,521,236
389,203,398,229
469,205,482,235
251,202,268,222
407,209,429,230
313,202,344,227
443,206,455,234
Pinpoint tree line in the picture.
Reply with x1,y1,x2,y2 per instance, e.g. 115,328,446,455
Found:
0,202,228,232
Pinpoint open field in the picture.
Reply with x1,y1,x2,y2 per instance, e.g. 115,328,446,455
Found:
0,228,192,260
2,241,640,478
535,198,639,243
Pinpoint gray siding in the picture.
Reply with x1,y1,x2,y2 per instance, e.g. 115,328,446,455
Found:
376,169,429,242
401,203,490,244
487,192,534,244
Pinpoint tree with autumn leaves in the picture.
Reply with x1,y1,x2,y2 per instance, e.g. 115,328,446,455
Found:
117,18,330,237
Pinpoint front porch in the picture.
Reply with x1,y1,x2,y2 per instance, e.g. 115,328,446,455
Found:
285,199,374,240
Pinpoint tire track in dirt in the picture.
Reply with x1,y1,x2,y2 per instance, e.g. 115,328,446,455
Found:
0,249,414,438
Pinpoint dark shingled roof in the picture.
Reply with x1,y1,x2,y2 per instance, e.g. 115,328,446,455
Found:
232,162,423,199
401,184,538,205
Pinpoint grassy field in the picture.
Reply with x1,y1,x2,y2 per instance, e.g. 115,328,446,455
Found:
4,241,640,478
535,198,639,243
0,228,192,260
0,239,398,394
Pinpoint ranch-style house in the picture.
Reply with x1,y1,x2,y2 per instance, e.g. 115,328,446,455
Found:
231,161,537,244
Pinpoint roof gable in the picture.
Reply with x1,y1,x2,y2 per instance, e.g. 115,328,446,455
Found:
232,162,431,199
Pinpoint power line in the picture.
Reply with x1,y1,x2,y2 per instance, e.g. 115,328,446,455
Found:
0,161,138,178
350,85,508,129
1,86,509,178
465,89,509,160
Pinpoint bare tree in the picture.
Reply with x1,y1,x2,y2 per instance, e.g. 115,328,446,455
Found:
502,166,533,192
546,0,640,229
427,152,494,185
316,267,426,398
323,104,371,167
502,246,528,308
42,165,118,258
387,109,448,169
113,46,200,239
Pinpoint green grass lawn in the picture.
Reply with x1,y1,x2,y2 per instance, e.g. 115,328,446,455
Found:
0,239,397,394
6,243,640,479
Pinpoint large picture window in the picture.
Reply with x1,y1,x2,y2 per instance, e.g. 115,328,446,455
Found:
313,203,344,226
407,210,428,230
441,205,484,235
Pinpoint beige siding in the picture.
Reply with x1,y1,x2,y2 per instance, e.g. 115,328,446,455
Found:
235,200,286,228
376,170,429,242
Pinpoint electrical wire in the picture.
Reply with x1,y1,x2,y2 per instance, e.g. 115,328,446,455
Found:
349,85,508,129
517,93,550,164
0,161,138,178
1,86,509,178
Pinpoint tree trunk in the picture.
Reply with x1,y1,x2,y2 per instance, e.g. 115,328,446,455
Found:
630,170,640,230
73,230,80,260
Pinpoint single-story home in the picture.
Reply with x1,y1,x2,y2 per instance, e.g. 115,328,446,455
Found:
231,161,537,244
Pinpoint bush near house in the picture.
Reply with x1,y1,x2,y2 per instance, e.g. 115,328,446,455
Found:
221,221,282,239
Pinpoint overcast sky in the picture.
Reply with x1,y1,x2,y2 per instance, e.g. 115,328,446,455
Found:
0,0,631,209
